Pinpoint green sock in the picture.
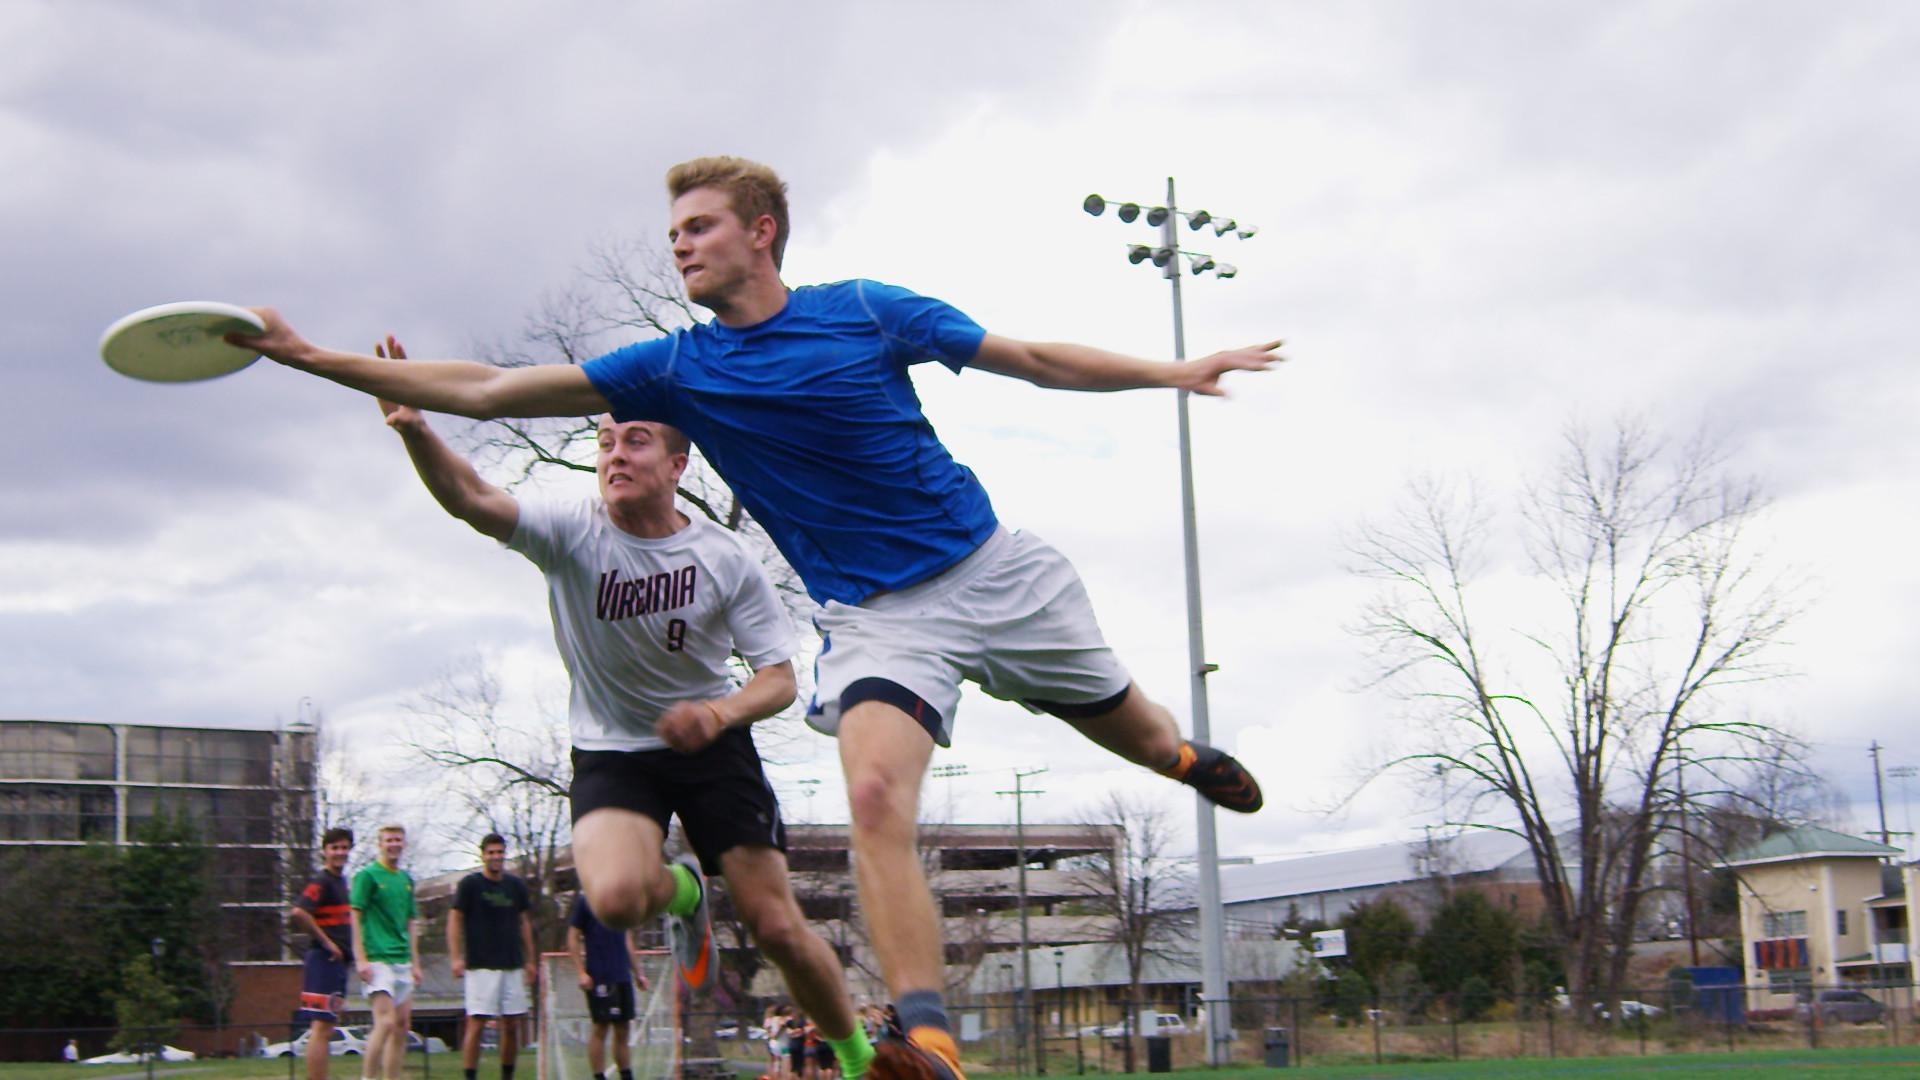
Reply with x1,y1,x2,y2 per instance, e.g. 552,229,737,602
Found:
666,862,701,917
827,1028,876,1080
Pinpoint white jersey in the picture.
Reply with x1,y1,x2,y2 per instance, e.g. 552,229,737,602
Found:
508,498,797,752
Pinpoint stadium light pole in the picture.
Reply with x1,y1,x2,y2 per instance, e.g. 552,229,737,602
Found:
1083,178,1254,1067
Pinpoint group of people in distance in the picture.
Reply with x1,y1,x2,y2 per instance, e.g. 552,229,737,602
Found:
255,154,1278,1080
291,827,545,1080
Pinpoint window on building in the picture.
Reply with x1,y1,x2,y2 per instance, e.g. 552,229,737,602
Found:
0,723,115,781
1838,909,1849,936
1767,968,1812,995
1763,910,1809,937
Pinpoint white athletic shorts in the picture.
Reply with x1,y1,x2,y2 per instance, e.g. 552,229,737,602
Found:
464,967,530,1017
361,961,414,1004
808,527,1131,747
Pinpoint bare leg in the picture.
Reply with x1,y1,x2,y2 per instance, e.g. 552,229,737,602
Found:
386,998,412,1080
721,846,859,1039
838,701,940,996
573,809,674,929
304,1019,332,1080
1056,684,1181,767
364,993,395,1079
588,1020,610,1076
461,1015,484,1072
502,1012,521,1068
611,1020,632,1071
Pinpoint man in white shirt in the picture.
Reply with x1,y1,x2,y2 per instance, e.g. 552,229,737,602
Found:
374,336,874,1078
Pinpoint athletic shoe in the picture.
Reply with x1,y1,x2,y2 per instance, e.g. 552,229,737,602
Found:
869,1026,964,1080
1157,740,1264,813
666,853,717,990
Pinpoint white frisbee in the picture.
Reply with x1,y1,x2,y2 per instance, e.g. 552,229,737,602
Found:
99,301,266,383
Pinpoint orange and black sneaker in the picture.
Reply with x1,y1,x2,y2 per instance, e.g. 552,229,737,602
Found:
1158,740,1264,813
666,853,717,990
870,1026,965,1080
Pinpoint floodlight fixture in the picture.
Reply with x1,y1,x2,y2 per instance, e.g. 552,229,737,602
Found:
1215,263,1238,279
1146,206,1169,227
1189,254,1217,275
1151,247,1173,268
1187,209,1212,230
1236,224,1258,239
1211,218,1237,236
1117,202,1141,223
1127,244,1154,264
1083,194,1106,217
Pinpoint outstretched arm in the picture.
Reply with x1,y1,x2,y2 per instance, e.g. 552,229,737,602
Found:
232,307,608,419
970,333,1284,395
654,660,799,754
375,337,520,543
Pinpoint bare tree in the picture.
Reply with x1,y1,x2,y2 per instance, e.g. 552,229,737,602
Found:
404,655,575,950
1065,791,1194,1072
1349,418,1804,1009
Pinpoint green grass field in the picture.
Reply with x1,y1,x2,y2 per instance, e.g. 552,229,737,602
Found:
9,1045,1920,1080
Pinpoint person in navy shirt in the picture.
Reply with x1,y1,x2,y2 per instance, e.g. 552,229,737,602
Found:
239,155,1281,1080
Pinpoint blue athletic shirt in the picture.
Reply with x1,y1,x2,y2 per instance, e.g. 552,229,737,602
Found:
581,279,998,606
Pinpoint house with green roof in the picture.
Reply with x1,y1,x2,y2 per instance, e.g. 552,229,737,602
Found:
1719,825,1907,1010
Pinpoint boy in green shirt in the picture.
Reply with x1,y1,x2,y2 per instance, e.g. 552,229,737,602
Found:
351,825,420,1080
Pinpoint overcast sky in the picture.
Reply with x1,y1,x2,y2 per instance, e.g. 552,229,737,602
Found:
5,2,1917,874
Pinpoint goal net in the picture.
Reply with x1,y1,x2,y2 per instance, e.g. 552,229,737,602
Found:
539,949,678,1080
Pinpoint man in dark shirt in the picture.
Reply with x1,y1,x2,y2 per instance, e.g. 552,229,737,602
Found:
288,827,355,1080
450,833,536,1080
567,894,650,1080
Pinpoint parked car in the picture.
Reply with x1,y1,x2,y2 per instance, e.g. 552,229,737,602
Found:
1797,989,1886,1025
1096,1013,1189,1038
83,1046,196,1065
261,1027,367,1058
403,1031,452,1054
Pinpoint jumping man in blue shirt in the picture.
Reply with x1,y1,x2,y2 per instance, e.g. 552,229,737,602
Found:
238,155,1281,1080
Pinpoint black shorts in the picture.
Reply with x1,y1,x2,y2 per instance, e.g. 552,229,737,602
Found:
572,727,786,876
295,948,348,1023
586,980,636,1025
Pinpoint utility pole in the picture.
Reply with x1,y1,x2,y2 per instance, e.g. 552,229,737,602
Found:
1872,742,1891,847
1677,741,1700,965
998,767,1047,1075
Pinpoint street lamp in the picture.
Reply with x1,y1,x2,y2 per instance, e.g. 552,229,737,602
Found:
1083,179,1256,1067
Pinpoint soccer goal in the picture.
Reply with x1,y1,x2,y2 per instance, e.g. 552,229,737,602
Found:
539,949,678,1080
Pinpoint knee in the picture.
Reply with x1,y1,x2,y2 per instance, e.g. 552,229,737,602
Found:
743,902,811,960
584,869,663,929
845,771,914,840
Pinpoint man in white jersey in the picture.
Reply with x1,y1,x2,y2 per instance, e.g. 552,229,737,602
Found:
372,337,876,1079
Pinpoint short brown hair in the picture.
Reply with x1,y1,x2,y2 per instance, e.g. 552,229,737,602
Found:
667,156,790,269
321,827,354,847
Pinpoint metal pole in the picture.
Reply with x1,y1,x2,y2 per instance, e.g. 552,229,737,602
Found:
1000,767,1047,1076
1164,175,1231,1066
1873,742,1891,846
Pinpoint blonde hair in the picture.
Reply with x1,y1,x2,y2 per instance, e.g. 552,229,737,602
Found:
667,156,790,269
377,824,406,839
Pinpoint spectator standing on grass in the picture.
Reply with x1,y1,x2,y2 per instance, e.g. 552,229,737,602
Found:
290,827,356,1080
568,893,651,1080
350,824,420,1080
450,833,537,1080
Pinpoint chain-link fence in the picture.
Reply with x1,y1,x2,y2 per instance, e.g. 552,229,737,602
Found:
684,979,1920,1073
12,982,1919,1074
